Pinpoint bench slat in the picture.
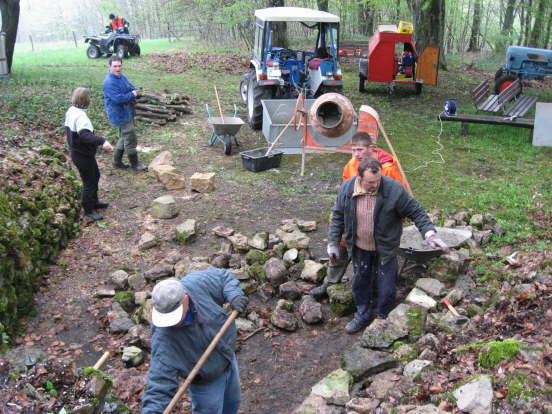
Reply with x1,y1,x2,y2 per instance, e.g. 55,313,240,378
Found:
478,95,501,112
505,95,538,118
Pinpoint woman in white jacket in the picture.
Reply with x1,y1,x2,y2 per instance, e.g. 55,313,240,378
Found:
64,88,113,221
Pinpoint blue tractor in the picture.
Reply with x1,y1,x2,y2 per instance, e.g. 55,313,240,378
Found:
240,7,343,129
494,45,552,94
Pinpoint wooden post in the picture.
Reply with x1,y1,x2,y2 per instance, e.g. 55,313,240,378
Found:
29,35,34,52
72,31,78,48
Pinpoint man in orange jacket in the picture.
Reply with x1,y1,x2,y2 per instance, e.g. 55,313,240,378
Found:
310,131,408,299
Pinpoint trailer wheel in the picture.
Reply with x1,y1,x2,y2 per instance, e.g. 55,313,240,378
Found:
359,75,366,92
86,45,101,59
414,82,423,95
246,75,271,130
494,73,519,94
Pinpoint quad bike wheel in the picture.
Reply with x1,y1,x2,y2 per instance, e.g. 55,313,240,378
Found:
358,75,366,92
87,45,101,59
240,71,253,104
246,75,271,130
116,44,128,59
131,45,141,57
494,73,519,94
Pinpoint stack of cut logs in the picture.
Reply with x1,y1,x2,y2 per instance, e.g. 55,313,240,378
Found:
134,90,192,125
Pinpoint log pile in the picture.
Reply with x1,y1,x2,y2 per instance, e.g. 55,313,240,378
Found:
134,90,192,125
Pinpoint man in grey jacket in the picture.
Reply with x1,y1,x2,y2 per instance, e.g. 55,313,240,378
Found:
328,158,449,334
141,268,248,414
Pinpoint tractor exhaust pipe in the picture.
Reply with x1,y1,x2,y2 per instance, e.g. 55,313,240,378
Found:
310,93,354,138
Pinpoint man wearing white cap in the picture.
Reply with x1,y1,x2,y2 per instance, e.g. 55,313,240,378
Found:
141,268,248,414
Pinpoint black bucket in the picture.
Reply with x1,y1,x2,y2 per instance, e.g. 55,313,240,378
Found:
240,147,283,172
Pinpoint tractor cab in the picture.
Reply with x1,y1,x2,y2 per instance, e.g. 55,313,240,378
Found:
241,7,343,129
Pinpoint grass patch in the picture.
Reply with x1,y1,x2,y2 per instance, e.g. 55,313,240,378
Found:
457,338,523,368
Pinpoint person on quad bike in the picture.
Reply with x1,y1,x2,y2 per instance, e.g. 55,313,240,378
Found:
107,13,129,34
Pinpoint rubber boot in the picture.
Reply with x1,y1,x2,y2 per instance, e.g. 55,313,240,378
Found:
309,281,331,300
84,207,103,222
128,152,147,171
113,149,129,168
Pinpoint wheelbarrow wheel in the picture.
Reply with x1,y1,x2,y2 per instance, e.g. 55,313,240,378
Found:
224,140,232,155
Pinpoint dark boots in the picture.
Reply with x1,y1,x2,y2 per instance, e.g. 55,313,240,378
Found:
128,152,147,171
113,149,129,168
309,282,331,300
84,207,103,222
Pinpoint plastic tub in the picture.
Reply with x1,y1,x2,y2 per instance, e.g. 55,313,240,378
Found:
240,147,283,172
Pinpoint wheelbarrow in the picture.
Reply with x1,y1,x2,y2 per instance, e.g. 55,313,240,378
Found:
398,226,472,276
205,104,244,155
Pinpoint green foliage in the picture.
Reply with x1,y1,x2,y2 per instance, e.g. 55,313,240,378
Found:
458,338,523,368
45,380,58,397
506,372,538,403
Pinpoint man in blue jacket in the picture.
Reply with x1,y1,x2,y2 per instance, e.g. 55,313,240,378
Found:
103,56,147,171
328,158,449,334
141,268,248,414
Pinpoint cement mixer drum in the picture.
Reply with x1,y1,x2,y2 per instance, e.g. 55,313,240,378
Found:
310,93,355,138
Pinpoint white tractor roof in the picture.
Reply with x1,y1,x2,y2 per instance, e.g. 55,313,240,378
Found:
255,7,340,23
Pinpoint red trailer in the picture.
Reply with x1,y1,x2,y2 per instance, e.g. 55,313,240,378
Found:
358,24,440,95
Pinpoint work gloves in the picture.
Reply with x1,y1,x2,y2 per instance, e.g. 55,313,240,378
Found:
230,296,248,314
426,233,450,253
327,244,340,264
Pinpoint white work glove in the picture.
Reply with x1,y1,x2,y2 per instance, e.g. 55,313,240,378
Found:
327,244,340,264
102,141,113,151
426,233,450,253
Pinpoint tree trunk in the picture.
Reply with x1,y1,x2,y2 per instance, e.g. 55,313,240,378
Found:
407,0,446,67
545,8,552,48
268,0,287,48
528,0,547,47
524,0,533,46
317,0,328,12
0,0,20,73
358,0,374,36
497,0,516,51
468,0,482,51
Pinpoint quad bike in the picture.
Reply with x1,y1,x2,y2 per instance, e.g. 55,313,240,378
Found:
84,28,140,59
240,7,344,129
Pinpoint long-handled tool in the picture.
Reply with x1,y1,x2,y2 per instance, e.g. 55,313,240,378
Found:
374,118,413,196
214,85,225,124
163,310,239,414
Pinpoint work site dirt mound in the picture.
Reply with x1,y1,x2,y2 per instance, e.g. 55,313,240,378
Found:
150,52,249,75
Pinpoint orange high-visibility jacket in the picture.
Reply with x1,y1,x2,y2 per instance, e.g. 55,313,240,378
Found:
111,16,125,30
342,148,407,188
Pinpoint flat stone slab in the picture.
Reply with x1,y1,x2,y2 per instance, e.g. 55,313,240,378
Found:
341,343,398,380
405,287,437,310
415,278,446,297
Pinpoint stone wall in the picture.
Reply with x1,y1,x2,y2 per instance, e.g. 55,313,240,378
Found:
0,136,81,341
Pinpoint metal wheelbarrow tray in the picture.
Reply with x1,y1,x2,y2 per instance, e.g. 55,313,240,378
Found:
207,116,244,155
398,226,472,275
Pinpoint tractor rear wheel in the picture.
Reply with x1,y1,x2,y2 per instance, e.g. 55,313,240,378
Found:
359,75,366,92
494,73,519,94
494,68,504,80
116,44,128,59
246,75,271,130
315,85,343,97
87,45,101,59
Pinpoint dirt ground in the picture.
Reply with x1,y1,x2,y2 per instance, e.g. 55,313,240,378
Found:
12,112,372,412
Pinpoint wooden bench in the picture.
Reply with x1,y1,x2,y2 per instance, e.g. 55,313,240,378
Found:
471,78,537,118
439,113,534,136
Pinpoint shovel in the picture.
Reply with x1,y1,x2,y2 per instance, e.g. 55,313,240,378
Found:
163,310,239,414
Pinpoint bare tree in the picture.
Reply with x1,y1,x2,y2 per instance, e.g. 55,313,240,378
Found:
497,0,516,51
358,0,374,36
528,0,547,47
467,0,482,51
0,0,20,73
406,0,446,67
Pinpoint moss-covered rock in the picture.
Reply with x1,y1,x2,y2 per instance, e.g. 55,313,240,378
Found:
0,139,80,340
113,291,135,313
246,263,267,281
245,249,268,265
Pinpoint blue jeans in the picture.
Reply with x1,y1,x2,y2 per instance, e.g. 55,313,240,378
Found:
352,248,398,322
188,356,240,414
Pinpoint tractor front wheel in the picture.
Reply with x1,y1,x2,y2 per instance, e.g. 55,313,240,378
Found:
494,73,519,94
494,68,504,80
240,72,252,104
87,45,101,59
246,75,271,130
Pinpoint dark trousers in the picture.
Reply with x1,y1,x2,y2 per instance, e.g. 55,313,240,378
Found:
71,151,100,213
352,247,398,323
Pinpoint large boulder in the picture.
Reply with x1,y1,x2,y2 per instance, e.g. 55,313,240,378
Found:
264,257,288,287
453,375,493,414
127,273,146,291
341,343,397,380
327,283,355,316
405,288,437,310
110,270,129,289
148,151,174,169
270,300,299,331
190,172,215,193
248,232,268,250
138,232,159,251
311,369,352,406
415,278,445,297
150,165,186,190
299,295,323,324
227,233,249,252
175,219,197,244
277,229,310,249
144,263,174,281
403,359,433,377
